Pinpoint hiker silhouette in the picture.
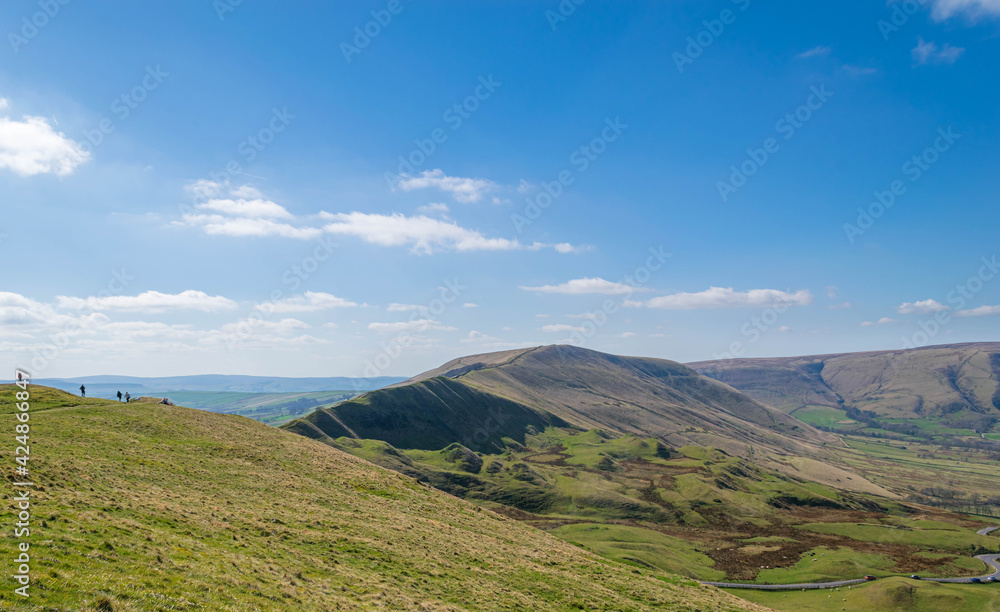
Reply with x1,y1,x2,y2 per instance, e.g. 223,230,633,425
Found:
80,385,86,397
117,391,123,402
125,392,130,403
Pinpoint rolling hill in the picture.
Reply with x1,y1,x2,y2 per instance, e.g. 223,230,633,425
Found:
688,342,1000,421
0,385,763,611
287,345,837,458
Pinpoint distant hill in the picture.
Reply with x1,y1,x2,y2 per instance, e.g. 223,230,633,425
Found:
37,374,406,396
0,385,760,611
285,345,837,457
689,342,1000,420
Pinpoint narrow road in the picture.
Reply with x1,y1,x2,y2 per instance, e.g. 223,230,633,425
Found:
704,528,1000,590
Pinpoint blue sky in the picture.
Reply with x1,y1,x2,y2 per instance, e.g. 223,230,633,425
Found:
2,0,999,378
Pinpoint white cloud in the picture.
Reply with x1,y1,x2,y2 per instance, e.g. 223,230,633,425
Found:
619,332,637,338
56,290,238,313
778,325,791,332
396,169,497,203
931,0,1000,21
0,98,9,110
861,317,898,327
320,211,578,255
0,111,90,176
268,292,358,313
179,213,323,240
826,286,838,299
955,304,1000,317
197,197,293,219
797,46,831,59
519,277,640,295
912,38,965,65
461,330,499,343
462,303,479,308
897,299,950,314
417,202,450,215
541,324,586,333
367,319,457,333
177,183,320,239
386,303,425,312
634,287,813,310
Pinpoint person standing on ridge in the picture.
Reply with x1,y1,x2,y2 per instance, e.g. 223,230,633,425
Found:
125,392,130,403
80,384,86,397
117,390,123,402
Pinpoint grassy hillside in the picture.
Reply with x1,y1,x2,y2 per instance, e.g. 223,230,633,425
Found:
308,427,996,586
690,343,1000,421
284,376,572,453
295,345,838,463
0,385,765,611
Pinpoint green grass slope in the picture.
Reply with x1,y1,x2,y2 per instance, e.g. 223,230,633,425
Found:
1,386,769,611
284,376,572,453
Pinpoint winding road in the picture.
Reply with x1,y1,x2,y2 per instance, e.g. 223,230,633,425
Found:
704,527,1000,591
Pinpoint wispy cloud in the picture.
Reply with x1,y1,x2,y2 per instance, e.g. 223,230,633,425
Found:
541,324,586,333
396,169,497,203
861,317,898,327
930,0,1000,21
630,287,813,310
268,292,358,313
797,46,831,59
180,214,323,239
897,299,950,314
912,37,965,65
56,290,237,313
519,277,640,295
320,211,581,255
417,202,450,215
955,304,1000,317
178,182,321,239
367,319,457,333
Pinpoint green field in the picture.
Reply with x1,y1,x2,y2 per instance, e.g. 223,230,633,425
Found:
726,577,1000,612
